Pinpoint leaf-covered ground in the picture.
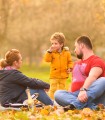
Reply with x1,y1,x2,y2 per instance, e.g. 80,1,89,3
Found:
0,104,105,120
0,66,105,120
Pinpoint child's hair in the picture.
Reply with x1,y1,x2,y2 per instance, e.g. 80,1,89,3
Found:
50,32,66,46
0,49,20,68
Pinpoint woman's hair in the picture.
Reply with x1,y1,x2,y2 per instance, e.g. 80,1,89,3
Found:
50,32,66,45
0,49,20,68
76,35,93,49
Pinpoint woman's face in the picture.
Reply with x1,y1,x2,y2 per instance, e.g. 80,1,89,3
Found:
14,54,22,69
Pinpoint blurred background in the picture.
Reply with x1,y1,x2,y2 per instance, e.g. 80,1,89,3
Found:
0,0,105,83
0,0,105,65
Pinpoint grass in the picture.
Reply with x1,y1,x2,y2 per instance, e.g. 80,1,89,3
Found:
20,64,71,89
20,64,50,83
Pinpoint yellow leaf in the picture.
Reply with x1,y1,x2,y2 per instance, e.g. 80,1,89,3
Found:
81,108,93,117
40,109,49,115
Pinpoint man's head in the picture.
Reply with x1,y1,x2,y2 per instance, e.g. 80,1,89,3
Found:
74,36,93,59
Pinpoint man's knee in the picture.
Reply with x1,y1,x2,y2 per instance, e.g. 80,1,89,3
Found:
54,90,62,99
96,77,105,83
91,77,105,88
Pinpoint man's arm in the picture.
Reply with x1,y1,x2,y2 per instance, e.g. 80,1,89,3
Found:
78,67,103,102
82,67,103,89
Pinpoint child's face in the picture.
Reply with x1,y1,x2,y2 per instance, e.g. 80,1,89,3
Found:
50,39,63,51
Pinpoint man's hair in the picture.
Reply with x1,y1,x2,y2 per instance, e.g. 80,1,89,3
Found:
50,32,65,44
76,35,93,49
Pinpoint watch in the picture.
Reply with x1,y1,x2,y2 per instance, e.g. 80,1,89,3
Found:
80,88,87,91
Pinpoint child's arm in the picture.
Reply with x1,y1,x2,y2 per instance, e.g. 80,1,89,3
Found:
44,45,56,62
44,49,53,62
67,51,74,70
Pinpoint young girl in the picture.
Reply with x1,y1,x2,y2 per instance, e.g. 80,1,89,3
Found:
44,32,73,99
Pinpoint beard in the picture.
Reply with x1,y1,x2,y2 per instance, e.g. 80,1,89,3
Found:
76,52,83,59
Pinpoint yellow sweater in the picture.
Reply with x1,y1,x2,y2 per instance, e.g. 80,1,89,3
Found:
44,47,73,79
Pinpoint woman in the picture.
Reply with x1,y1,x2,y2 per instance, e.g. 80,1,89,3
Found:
0,49,53,107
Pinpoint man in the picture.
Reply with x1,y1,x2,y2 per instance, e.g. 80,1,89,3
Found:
54,35,105,110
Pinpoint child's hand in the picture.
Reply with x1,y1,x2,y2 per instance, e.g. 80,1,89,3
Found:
49,45,56,52
67,68,72,74
47,46,55,53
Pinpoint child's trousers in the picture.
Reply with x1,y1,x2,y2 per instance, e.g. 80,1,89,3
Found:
49,78,67,99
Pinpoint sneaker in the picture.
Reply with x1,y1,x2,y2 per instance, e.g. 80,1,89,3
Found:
63,104,76,111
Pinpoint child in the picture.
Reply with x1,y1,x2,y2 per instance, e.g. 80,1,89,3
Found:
44,32,73,99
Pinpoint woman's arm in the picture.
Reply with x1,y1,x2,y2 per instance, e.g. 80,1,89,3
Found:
12,70,50,89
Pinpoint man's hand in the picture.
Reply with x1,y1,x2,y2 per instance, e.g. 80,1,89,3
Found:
78,91,88,102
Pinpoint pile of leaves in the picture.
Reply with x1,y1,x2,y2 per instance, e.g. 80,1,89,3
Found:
0,104,105,120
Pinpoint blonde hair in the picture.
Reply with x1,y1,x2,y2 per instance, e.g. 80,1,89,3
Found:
0,49,20,68
50,32,66,46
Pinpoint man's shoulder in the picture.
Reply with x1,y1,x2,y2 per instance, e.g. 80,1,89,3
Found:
88,55,105,68
90,55,104,62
